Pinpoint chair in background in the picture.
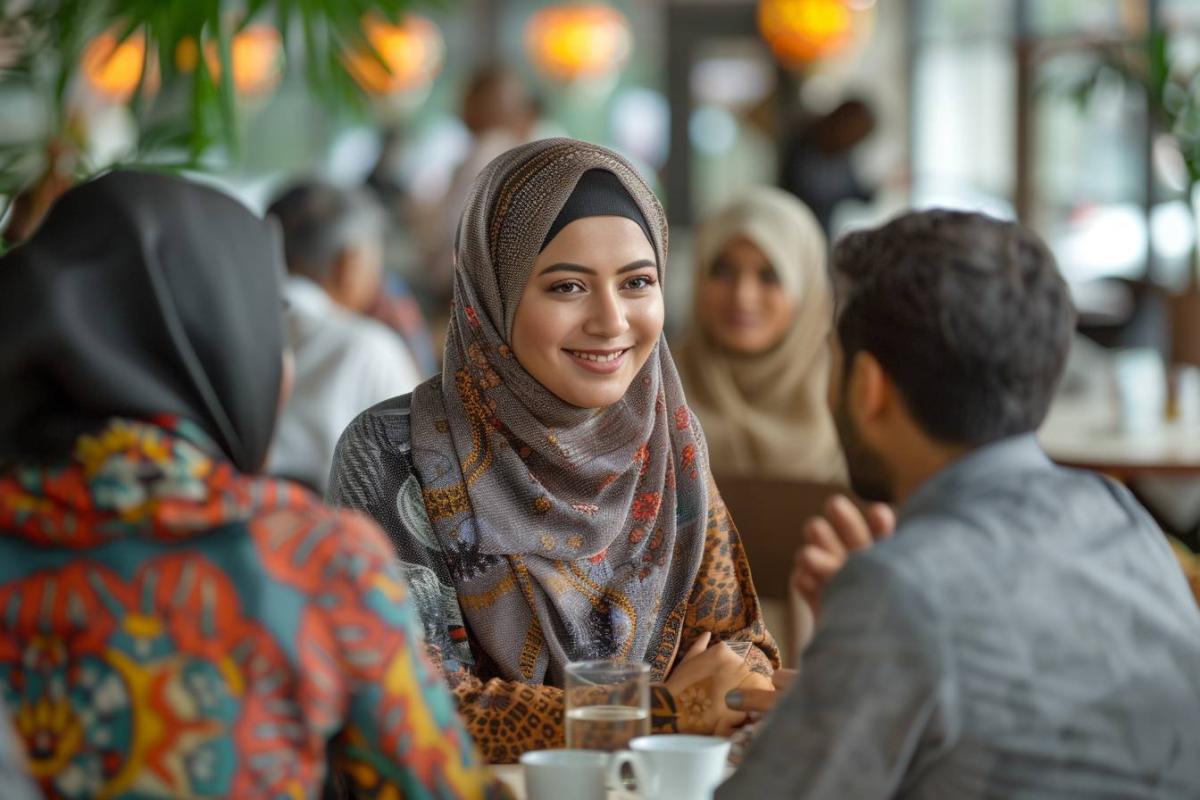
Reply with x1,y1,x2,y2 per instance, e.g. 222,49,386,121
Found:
716,475,851,667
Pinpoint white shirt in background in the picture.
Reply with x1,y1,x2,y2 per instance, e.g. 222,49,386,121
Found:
269,276,421,494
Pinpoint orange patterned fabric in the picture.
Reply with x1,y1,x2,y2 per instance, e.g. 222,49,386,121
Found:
0,417,506,798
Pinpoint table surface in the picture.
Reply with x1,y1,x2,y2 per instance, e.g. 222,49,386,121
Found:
1038,397,1200,478
490,762,736,800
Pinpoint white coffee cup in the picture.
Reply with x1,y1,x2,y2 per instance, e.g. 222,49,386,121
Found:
520,749,637,800
608,735,731,800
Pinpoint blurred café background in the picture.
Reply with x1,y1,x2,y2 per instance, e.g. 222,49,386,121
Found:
2,0,1200,620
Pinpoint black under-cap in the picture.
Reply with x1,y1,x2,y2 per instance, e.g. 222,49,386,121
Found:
540,168,654,252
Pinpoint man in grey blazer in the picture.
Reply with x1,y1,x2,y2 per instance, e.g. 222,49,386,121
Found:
719,210,1200,799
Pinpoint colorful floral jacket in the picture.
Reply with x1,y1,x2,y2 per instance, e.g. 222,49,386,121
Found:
0,416,506,799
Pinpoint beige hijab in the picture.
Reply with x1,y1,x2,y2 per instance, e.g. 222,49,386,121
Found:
676,187,846,483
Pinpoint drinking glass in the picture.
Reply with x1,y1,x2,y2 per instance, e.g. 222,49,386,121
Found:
564,659,650,751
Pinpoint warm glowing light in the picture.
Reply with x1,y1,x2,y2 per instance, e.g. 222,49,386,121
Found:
758,0,856,66
81,30,158,102
175,24,283,96
343,15,444,95
525,4,631,81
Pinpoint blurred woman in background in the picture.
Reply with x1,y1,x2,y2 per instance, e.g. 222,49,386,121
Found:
676,187,846,483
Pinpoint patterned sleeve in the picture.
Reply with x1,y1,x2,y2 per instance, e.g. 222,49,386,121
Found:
317,512,507,799
437,661,680,765
328,403,471,669
678,478,781,677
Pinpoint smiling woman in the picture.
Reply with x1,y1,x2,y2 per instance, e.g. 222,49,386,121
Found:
327,138,779,764
514,207,664,408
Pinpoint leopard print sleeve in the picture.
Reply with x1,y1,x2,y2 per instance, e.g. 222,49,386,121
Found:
677,478,781,677
437,658,678,763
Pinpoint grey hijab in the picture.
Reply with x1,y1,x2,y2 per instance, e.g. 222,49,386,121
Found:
409,139,712,685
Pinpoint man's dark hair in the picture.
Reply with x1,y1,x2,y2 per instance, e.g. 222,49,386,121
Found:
832,209,1076,445
266,181,385,282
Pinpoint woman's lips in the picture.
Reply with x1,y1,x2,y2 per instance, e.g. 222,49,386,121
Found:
722,313,759,329
564,347,630,374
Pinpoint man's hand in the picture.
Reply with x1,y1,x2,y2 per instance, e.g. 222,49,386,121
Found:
724,668,797,715
792,495,895,617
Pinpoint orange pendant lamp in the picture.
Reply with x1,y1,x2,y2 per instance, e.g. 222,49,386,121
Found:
758,0,858,67
525,4,631,82
343,14,444,95
175,24,284,96
81,30,159,102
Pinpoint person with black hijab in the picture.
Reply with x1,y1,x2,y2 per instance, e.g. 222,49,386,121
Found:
0,171,501,799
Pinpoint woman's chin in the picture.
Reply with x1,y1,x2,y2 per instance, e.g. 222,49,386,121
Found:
711,330,777,357
556,383,632,409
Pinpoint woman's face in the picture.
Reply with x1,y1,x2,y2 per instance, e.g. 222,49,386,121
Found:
512,216,663,409
696,235,797,355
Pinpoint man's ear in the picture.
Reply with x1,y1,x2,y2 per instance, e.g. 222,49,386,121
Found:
327,247,356,295
849,349,892,424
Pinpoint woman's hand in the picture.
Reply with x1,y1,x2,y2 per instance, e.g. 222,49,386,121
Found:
664,633,756,735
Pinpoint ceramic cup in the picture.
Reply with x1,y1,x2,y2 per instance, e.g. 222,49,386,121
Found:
608,735,731,800
520,748,643,800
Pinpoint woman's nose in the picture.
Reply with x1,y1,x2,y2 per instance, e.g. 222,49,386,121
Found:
733,273,759,310
583,287,631,338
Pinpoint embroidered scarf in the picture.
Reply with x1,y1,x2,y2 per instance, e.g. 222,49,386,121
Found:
410,138,710,685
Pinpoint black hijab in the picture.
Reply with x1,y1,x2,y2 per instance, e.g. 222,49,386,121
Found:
0,170,285,473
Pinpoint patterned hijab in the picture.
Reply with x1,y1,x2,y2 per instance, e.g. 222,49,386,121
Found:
410,138,711,685
676,187,846,483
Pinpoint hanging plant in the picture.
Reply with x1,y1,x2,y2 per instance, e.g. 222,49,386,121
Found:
0,0,439,247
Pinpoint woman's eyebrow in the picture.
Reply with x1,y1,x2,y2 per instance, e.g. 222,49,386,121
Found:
537,259,656,277
618,259,656,274
538,262,594,276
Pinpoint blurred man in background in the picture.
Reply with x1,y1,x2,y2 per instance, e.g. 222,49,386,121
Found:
267,181,421,493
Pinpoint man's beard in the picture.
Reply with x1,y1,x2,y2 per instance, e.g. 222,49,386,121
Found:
832,390,894,503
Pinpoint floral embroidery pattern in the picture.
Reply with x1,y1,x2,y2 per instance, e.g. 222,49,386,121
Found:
633,442,651,477
680,444,699,480
632,492,662,522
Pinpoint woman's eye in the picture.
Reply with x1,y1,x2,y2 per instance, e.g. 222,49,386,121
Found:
624,275,657,291
761,268,781,286
550,281,585,294
710,261,733,280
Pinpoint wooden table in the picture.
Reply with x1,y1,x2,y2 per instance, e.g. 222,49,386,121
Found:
1038,399,1200,480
